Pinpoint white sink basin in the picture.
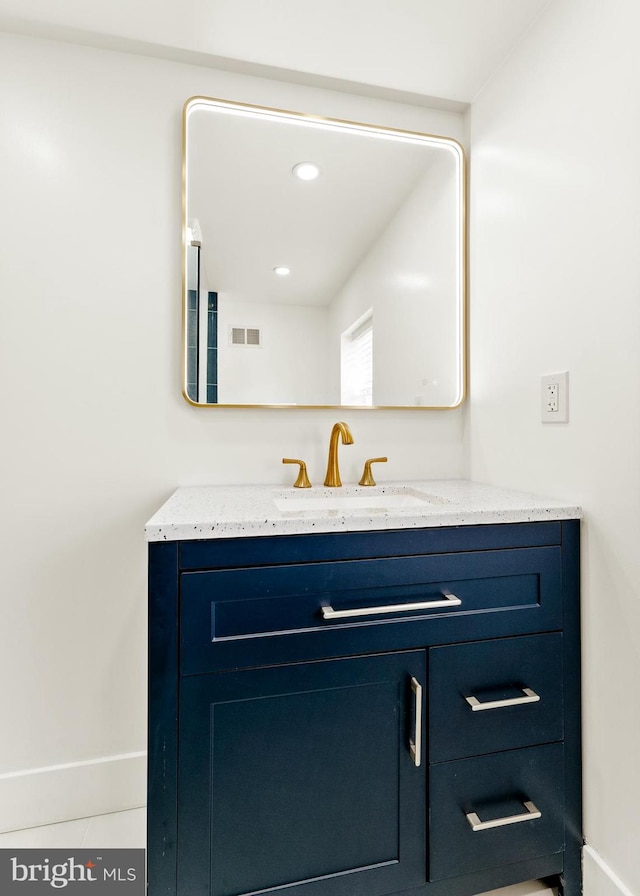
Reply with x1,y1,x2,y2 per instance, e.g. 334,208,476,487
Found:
273,488,450,514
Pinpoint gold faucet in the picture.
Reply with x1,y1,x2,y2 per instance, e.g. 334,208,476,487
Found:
324,422,354,487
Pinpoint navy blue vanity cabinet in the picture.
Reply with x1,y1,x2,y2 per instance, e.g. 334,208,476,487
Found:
148,519,582,896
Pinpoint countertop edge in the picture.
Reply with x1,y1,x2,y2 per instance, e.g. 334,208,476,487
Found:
145,487,582,543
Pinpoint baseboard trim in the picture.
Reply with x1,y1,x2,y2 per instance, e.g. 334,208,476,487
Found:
0,751,146,833
583,844,635,896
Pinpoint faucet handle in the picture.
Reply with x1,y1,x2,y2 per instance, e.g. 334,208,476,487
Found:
282,458,312,489
359,457,388,487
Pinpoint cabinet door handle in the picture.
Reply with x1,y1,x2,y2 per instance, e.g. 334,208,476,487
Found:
409,677,422,767
321,592,462,620
466,800,541,831
465,687,540,712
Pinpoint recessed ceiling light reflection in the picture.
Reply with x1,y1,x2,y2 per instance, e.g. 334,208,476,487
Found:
292,162,321,181
273,266,291,276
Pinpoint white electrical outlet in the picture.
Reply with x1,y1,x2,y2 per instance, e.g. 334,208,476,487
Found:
541,372,569,423
545,383,558,413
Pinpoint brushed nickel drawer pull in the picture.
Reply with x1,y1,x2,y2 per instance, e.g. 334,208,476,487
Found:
409,677,422,767
466,800,541,832
321,592,462,620
465,687,540,712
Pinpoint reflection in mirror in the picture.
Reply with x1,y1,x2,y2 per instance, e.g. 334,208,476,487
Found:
183,97,466,408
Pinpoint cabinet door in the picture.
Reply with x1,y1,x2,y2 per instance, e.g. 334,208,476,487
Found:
178,651,426,896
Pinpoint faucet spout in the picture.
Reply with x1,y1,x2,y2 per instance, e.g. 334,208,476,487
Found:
324,422,354,487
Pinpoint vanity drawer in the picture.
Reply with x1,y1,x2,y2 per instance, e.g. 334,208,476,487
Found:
180,547,562,674
429,743,565,882
429,633,564,763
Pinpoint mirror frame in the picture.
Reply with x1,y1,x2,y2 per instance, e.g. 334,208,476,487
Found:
182,96,468,410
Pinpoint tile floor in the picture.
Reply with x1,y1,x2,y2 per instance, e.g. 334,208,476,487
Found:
0,809,556,896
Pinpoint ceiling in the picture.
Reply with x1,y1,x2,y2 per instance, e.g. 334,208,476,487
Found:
194,0,552,104
0,0,552,104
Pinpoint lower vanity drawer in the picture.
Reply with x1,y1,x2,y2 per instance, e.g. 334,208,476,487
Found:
429,633,564,762
429,743,565,882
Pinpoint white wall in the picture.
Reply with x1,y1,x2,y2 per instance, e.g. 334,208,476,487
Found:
469,0,640,893
0,31,466,830
217,299,330,405
328,151,461,407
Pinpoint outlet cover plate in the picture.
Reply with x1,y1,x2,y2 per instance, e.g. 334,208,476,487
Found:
541,371,569,423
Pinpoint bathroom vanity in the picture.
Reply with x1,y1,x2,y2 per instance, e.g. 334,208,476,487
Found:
146,481,582,896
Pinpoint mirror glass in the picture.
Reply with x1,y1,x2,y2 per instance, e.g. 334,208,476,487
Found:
183,97,466,408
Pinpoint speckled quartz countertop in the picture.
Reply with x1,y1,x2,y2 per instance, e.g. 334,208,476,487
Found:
145,480,581,542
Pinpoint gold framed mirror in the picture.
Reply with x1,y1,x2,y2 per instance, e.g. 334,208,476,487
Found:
183,96,467,409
